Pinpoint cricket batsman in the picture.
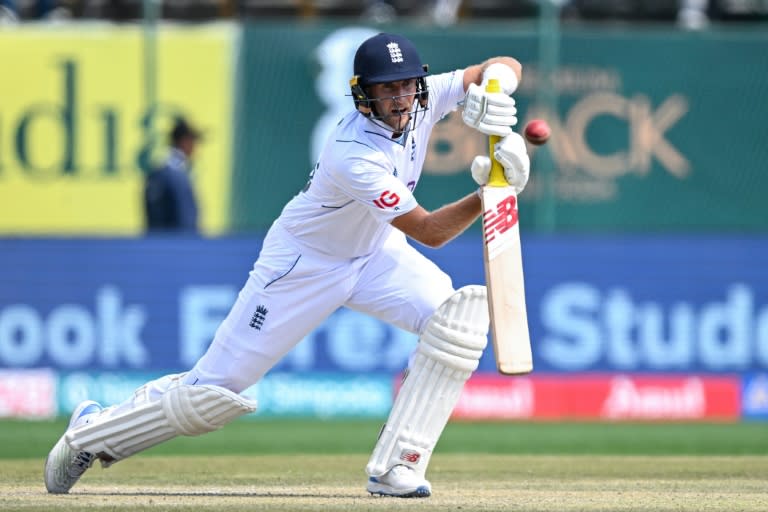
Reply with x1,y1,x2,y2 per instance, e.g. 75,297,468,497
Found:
44,32,530,498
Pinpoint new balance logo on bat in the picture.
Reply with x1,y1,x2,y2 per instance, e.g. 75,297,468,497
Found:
483,194,518,244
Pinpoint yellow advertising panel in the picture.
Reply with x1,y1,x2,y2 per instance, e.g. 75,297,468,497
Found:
0,24,236,235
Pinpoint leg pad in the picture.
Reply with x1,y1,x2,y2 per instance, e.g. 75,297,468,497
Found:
67,381,256,465
366,285,489,478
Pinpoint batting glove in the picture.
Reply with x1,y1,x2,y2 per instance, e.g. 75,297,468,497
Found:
462,83,518,137
481,62,519,95
470,132,530,194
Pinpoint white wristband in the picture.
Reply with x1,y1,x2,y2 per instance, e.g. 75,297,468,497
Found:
481,62,518,95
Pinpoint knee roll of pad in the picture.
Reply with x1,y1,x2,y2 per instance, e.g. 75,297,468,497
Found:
419,284,489,373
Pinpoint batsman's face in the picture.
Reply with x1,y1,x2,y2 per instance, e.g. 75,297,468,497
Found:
369,79,418,133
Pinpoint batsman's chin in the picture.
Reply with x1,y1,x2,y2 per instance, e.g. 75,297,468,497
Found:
389,115,411,134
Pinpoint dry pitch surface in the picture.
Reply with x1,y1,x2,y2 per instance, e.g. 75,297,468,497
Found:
3,454,767,512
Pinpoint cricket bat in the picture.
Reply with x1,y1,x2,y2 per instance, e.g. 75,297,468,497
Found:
480,79,533,375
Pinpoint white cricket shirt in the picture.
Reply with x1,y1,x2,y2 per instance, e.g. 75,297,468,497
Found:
276,69,467,258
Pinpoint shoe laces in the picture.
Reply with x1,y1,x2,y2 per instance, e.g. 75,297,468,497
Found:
69,451,95,476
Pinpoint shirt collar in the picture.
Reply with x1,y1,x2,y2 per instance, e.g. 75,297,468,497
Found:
359,113,410,145
167,147,189,171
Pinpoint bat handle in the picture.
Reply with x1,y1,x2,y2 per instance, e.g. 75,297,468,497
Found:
485,79,507,188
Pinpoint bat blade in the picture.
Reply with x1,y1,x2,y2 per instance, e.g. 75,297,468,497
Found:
481,184,533,375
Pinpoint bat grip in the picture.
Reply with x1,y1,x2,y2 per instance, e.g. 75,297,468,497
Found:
485,79,507,188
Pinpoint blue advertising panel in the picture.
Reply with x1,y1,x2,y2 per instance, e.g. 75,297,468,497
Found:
0,235,765,374
55,370,392,419
742,374,768,420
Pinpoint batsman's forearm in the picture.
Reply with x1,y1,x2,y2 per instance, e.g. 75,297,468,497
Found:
422,192,483,248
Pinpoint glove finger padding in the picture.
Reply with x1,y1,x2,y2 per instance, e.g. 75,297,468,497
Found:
462,83,518,137
494,132,530,195
470,155,491,186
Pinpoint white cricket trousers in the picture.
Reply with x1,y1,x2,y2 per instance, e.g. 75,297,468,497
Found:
183,223,455,393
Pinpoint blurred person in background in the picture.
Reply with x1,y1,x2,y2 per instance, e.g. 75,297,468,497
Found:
0,0,18,22
430,0,462,25
143,117,202,234
678,0,710,29
362,0,462,25
362,0,397,22
3,0,70,20
44,32,529,499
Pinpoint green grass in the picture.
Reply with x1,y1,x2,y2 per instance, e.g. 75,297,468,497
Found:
3,419,768,511
4,454,768,511
3,418,767,459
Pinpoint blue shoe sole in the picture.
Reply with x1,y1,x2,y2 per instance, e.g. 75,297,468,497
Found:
368,485,431,498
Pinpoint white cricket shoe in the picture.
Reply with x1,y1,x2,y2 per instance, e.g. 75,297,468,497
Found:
367,465,432,498
44,400,104,494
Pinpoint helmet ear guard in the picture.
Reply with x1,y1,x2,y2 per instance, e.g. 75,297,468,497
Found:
350,75,372,115
416,64,429,108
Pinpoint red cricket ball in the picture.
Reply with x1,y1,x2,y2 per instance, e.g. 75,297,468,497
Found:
524,119,551,145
